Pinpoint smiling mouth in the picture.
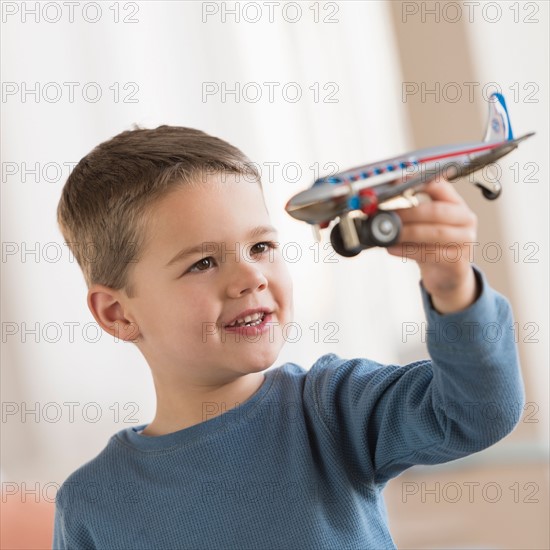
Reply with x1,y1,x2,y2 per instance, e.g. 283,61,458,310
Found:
226,312,266,328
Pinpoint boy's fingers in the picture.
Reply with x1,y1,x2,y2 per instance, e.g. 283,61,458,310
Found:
393,223,477,247
416,178,466,205
386,244,469,266
393,200,476,226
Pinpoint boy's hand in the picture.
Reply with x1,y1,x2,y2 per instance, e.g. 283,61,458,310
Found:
386,178,479,314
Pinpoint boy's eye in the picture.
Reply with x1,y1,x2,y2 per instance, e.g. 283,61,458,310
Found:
188,257,215,273
250,241,278,255
184,241,278,274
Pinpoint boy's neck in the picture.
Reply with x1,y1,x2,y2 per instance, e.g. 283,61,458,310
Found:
140,370,266,436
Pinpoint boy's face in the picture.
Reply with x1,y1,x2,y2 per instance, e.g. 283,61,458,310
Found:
122,173,294,384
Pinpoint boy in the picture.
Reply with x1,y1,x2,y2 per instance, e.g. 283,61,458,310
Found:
53,126,524,549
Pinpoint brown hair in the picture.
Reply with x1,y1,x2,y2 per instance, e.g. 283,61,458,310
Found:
57,125,260,297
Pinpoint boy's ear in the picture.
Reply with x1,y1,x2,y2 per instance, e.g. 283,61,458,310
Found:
87,284,140,343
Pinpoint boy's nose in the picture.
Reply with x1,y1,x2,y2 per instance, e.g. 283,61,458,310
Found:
225,263,268,298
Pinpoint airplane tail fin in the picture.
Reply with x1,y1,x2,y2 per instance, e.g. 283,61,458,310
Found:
483,93,514,142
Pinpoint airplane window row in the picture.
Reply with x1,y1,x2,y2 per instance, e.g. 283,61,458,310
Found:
317,159,419,185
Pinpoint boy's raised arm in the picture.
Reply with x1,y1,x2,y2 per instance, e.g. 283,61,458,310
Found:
306,179,525,485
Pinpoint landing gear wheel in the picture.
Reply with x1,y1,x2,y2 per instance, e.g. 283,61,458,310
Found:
475,182,502,200
330,219,362,257
364,211,401,247
481,187,502,200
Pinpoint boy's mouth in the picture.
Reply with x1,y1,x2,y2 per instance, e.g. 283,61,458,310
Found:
223,312,273,337
227,312,266,328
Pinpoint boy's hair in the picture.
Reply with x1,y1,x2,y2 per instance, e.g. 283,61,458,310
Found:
57,125,261,298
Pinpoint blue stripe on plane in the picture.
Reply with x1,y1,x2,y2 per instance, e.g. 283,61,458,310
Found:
492,92,514,141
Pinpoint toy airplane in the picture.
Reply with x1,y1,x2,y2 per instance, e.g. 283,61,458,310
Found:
285,93,535,257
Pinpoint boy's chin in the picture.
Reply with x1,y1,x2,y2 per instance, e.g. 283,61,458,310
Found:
241,348,282,372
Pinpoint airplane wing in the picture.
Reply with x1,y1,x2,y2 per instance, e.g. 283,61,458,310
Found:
372,140,521,203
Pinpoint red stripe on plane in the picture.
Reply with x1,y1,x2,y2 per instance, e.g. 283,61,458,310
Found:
418,143,499,164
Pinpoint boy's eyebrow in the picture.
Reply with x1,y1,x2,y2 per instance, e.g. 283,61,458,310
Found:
164,225,278,268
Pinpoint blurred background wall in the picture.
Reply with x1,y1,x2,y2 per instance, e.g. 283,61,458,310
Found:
1,1,548,548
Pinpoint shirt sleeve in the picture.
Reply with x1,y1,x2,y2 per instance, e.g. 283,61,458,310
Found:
52,499,69,549
307,266,526,486
52,484,90,550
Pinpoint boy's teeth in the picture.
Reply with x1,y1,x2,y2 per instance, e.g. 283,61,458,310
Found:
230,312,264,327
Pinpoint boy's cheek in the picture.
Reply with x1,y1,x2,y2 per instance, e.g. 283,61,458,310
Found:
275,260,293,291
271,261,294,318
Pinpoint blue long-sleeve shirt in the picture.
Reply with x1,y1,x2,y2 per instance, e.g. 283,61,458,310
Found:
52,268,525,549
